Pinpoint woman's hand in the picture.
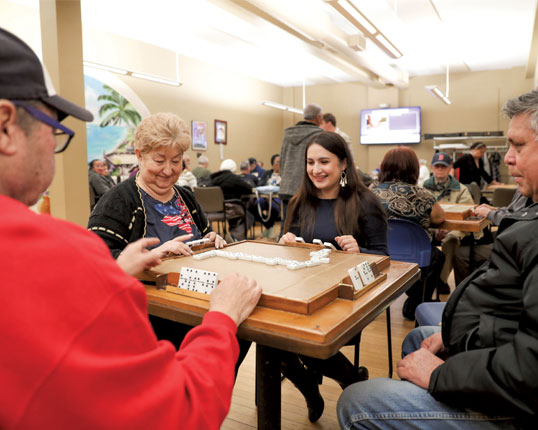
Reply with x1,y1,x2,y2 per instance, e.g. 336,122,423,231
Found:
155,234,194,256
335,235,360,253
278,232,296,244
204,231,227,249
116,237,165,276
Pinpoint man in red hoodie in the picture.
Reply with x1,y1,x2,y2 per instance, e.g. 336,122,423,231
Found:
0,27,261,429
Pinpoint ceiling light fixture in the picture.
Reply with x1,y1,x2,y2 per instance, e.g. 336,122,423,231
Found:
261,101,303,114
326,0,403,59
425,63,451,104
83,61,182,87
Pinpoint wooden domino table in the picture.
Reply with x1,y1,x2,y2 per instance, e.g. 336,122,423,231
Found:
139,241,420,430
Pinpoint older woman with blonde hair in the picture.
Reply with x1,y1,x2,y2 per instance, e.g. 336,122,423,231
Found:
88,113,242,355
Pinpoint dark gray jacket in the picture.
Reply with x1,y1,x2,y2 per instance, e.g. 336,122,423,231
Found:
279,121,321,198
429,203,538,424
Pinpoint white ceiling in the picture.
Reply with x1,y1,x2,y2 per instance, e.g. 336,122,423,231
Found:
76,0,538,87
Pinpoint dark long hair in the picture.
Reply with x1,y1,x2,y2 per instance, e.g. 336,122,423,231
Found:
378,146,419,184
284,131,384,237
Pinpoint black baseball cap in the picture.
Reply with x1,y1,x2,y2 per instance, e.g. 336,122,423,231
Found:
431,152,452,166
0,28,93,122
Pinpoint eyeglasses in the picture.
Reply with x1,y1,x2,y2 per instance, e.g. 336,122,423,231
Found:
12,101,75,153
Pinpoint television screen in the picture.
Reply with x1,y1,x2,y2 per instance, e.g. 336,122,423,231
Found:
360,106,421,145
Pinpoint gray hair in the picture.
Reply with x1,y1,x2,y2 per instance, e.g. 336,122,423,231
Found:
197,155,208,165
502,89,538,135
304,103,322,121
240,160,250,171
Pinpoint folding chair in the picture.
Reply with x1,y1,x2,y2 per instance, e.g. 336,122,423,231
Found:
193,186,227,237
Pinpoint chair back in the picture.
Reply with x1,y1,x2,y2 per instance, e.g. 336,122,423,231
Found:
492,187,516,208
193,186,225,213
387,218,431,268
466,182,482,204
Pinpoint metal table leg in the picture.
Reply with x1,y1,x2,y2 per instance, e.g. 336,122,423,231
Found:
256,344,281,430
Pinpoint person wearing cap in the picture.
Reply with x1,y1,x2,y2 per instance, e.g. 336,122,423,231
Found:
338,88,538,430
423,152,474,294
453,141,502,189
248,156,265,178
0,27,262,429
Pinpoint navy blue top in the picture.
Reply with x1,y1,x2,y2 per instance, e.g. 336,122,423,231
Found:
141,189,202,245
289,196,388,255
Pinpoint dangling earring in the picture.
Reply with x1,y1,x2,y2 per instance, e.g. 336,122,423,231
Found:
340,170,347,187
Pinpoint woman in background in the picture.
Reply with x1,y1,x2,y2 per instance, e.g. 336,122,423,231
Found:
372,146,445,320
278,131,388,422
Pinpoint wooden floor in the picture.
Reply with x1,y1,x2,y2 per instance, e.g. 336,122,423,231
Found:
220,223,453,430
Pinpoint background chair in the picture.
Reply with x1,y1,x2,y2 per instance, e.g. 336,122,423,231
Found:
466,182,482,204
193,186,228,238
492,187,517,208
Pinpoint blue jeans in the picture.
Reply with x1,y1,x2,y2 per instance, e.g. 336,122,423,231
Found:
337,327,517,430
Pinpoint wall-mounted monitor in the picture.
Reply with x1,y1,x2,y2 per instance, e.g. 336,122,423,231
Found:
360,106,421,145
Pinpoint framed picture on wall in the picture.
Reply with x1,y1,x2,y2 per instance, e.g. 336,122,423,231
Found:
215,119,227,145
191,120,207,151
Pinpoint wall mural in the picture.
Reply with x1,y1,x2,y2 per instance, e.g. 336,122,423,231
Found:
84,70,149,181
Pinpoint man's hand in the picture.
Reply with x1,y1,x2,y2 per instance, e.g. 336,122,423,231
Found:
474,204,496,219
434,229,448,242
116,237,164,276
335,235,360,253
421,332,445,355
397,348,444,390
209,273,262,326
278,232,296,244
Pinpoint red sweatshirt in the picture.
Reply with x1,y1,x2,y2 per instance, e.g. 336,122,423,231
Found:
0,195,238,429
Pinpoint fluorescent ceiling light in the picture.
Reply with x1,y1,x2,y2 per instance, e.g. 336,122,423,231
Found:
83,61,128,75
425,85,451,104
337,0,376,34
83,61,181,87
375,34,401,59
261,101,303,114
130,72,181,86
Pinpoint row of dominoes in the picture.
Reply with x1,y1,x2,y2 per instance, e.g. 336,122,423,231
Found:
185,238,211,247
178,267,218,294
347,261,377,291
193,248,331,270
296,237,337,251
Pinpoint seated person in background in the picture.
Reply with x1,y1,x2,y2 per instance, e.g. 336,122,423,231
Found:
453,141,502,193
88,159,113,209
88,113,256,373
210,159,254,240
192,154,211,180
453,186,533,286
249,156,265,178
278,131,388,422
239,159,259,187
337,88,538,430
100,161,116,187
176,159,197,190
423,152,474,294
250,153,281,238
372,146,445,320
0,27,262,429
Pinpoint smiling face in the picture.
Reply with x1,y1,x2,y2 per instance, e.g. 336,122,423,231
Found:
505,112,538,202
306,143,346,199
136,146,183,199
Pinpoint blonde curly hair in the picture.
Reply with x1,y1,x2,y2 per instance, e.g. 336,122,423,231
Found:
135,113,191,154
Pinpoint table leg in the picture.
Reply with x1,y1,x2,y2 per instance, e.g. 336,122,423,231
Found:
256,344,281,430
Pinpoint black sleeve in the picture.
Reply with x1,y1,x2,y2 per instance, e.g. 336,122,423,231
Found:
357,192,389,255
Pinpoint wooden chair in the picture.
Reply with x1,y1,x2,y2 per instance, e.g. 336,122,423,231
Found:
193,186,227,237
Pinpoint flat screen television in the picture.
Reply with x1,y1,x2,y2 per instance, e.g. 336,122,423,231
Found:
360,106,421,145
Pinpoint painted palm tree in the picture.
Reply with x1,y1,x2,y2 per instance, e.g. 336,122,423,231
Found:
98,85,141,129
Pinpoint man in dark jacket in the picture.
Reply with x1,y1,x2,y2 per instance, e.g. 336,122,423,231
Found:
279,103,323,224
338,88,538,429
